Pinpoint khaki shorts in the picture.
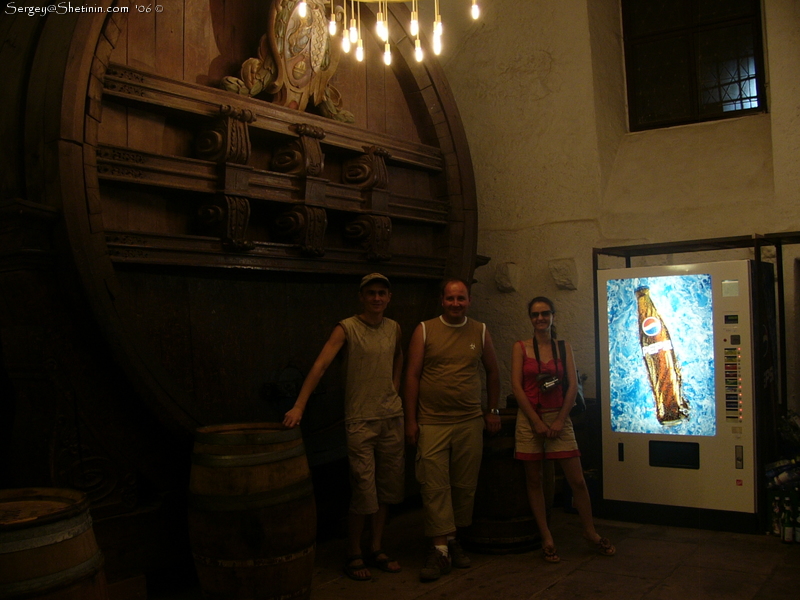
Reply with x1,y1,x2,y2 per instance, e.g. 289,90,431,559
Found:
346,416,405,515
515,409,581,461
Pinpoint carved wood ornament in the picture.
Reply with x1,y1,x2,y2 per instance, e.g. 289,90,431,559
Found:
223,0,354,123
274,205,328,256
344,214,392,261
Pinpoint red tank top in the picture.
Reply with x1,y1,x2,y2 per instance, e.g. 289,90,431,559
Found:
520,340,565,412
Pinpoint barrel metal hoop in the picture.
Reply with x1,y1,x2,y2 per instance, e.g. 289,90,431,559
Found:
0,512,93,554
191,444,306,468
0,551,103,596
192,543,314,568
194,427,301,446
189,479,314,511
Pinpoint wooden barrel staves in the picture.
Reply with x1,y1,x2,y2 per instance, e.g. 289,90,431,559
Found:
188,423,316,600
0,488,108,600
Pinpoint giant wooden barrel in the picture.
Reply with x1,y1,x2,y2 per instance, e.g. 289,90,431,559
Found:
188,423,316,600
0,1,479,581
0,488,108,600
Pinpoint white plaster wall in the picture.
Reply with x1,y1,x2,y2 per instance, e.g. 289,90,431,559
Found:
435,0,800,412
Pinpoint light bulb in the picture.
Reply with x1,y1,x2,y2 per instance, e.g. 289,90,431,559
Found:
349,19,358,44
434,17,443,37
414,39,423,62
377,12,385,40
298,1,307,18
329,16,337,36
410,12,419,37
342,32,351,53
433,33,442,55
383,42,392,66
472,1,480,20
356,39,364,62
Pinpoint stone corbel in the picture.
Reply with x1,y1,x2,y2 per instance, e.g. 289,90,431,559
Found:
197,194,254,251
343,214,392,262
196,105,256,164
343,146,390,213
273,205,327,257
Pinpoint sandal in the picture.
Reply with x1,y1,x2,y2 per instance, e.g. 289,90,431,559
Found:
542,544,561,563
366,549,402,573
593,537,616,556
343,555,372,581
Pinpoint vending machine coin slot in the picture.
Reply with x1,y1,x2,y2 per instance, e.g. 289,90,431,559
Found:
735,445,744,469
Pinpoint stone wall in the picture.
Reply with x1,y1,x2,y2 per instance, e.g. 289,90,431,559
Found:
435,0,800,412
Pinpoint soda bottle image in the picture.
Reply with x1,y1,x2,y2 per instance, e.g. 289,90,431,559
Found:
635,286,690,426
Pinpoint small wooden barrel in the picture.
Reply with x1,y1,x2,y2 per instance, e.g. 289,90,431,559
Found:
461,410,542,554
0,488,108,600
188,423,316,600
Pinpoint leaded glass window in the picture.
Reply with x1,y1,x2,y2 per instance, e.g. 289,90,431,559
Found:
622,0,766,131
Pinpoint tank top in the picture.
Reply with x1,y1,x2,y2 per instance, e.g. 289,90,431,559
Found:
418,316,486,425
520,339,565,413
339,316,403,423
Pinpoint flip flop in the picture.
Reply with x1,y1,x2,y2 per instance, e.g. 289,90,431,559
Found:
542,544,560,563
593,537,616,556
343,555,372,581
366,549,402,573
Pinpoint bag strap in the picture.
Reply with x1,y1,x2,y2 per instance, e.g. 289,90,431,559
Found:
558,339,569,394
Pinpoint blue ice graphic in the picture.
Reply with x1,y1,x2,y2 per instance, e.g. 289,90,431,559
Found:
606,274,716,436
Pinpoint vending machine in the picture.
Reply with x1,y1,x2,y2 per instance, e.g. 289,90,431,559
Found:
595,259,775,532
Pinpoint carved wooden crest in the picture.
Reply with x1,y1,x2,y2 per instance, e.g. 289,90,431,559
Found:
223,0,353,122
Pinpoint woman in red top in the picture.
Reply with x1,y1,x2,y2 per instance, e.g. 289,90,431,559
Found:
512,296,615,563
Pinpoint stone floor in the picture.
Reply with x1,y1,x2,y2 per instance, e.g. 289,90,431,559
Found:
152,502,799,600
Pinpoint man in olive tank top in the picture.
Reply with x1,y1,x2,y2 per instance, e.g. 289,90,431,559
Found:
283,273,404,581
404,278,501,582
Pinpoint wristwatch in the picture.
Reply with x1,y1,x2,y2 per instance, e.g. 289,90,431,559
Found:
488,408,500,415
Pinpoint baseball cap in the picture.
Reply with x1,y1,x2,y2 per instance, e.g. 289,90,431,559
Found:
360,273,391,289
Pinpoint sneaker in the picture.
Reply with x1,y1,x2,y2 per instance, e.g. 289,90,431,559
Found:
419,546,452,582
448,538,471,568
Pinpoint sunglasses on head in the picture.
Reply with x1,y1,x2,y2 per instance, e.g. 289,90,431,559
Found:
530,310,553,318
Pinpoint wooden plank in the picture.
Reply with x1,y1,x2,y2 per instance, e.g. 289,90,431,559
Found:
98,101,130,148
104,230,446,278
184,0,217,86
102,63,445,171
96,145,218,192
108,8,128,65
127,5,156,72
155,0,184,81
125,105,165,156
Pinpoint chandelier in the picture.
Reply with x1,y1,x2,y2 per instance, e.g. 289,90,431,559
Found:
296,1,481,65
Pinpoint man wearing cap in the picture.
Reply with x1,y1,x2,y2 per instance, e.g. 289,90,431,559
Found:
284,273,404,581
404,277,501,582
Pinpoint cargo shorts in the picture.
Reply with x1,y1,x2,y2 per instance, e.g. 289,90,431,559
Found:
345,415,405,515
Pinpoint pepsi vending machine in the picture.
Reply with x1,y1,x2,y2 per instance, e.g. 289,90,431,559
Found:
596,260,775,531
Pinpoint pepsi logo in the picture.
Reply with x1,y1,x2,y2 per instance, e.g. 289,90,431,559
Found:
642,316,662,337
